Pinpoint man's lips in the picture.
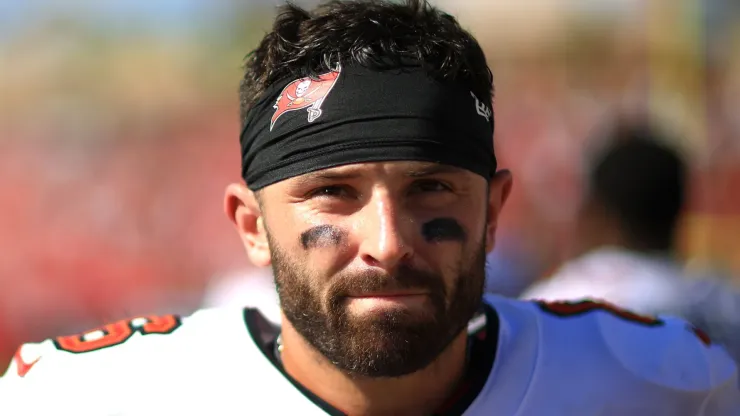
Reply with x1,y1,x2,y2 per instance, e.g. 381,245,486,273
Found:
344,291,431,312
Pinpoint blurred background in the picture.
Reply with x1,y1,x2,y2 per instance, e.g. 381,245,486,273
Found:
1,0,739,369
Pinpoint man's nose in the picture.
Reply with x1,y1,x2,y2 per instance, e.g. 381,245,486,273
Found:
356,191,413,270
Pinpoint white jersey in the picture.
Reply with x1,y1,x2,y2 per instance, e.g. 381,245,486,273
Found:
521,247,740,363
1,295,738,416
521,248,689,311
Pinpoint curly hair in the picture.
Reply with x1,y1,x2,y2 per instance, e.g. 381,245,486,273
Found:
239,0,492,126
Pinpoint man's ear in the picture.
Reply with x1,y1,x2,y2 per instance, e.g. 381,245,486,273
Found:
224,183,271,267
485,170,513,253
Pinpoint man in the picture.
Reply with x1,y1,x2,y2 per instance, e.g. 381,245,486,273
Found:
2,2,738,415
521,122,740,363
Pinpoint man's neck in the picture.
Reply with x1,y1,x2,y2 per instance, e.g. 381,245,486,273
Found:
279,319,469,416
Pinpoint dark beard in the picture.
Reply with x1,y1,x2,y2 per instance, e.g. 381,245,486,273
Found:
270,237,487,378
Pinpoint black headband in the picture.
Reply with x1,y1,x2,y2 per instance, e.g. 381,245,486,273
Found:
240,64,496,191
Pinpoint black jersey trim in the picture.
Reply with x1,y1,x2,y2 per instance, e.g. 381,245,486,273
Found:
434,302,499,416
243,308,346,416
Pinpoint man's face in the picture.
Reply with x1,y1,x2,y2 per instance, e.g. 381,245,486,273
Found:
245,161,506,377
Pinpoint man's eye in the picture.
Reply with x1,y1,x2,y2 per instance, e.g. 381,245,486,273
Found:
410,180,452,193
308,185,352,199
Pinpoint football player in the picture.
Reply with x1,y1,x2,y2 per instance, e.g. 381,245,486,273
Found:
2,1,738,415
521,123,740,364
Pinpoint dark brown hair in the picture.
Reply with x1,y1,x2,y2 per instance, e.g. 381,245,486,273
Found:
239,0,493,127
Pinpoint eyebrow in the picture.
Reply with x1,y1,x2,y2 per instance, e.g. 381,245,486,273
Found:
298,171,363,182
404,164,465,177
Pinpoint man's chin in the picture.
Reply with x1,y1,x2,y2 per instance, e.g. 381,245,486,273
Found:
342,313,444,350
337,321,458,379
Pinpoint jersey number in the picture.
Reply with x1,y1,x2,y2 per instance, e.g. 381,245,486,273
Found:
536,300,663,327
54,315,182,354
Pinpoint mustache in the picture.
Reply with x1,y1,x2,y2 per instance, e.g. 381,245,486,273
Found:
329,265,447,298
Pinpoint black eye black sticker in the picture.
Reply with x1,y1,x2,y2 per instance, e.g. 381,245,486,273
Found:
300,225,347,249
421,218,467,243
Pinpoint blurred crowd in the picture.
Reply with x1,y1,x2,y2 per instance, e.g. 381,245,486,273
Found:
1,0,739,369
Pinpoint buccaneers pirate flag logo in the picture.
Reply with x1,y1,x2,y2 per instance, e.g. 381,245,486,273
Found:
270,69,341,131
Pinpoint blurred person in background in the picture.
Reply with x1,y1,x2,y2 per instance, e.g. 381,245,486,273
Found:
521,122,740,363
2,1,738,415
